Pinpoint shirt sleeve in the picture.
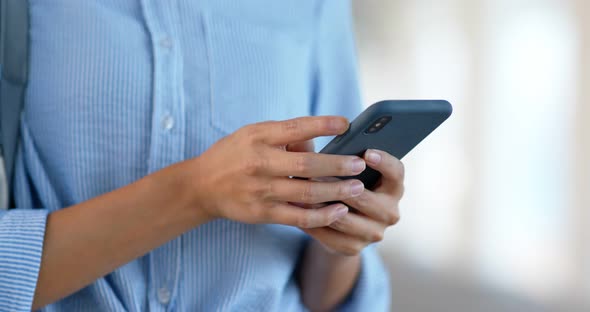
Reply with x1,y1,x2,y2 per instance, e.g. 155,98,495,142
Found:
337,245,391,311
0,209,48,312
310,1,392,310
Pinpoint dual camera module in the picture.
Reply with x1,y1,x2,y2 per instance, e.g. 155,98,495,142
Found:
365,116,392,134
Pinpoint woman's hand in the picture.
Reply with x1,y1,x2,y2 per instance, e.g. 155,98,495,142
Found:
188,116,367,228
303,148,404,255
293,140,404,311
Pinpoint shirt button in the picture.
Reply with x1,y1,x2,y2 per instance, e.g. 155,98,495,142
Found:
159,36,173,50
162,115,174,131
157,287,171,305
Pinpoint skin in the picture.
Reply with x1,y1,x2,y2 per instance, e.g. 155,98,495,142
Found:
290,141,404,312
30,116,404,311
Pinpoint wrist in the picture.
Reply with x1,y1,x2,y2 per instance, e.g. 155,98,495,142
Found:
148,159,216,228
307,239,362,266
299,239,362,311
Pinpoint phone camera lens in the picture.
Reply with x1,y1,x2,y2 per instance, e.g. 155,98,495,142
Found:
364,116,392,134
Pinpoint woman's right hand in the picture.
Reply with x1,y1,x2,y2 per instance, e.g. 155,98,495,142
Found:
187,116,367,228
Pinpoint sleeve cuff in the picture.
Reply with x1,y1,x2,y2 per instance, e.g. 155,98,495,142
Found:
0,209,48,312
338,244,391,311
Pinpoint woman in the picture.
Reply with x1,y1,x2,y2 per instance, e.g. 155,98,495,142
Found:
0,1,403,311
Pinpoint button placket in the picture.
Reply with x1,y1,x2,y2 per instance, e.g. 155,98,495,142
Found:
140,1,186,310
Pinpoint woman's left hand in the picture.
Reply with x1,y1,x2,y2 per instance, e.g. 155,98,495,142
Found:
287,141,404,256
303,148,404,256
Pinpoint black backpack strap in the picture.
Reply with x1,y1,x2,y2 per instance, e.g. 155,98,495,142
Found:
0,0,29,209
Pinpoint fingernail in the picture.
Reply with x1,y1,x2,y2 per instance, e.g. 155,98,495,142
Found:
350,181,365,197
351,158,366,173
366,150,382,165
333,205,348,219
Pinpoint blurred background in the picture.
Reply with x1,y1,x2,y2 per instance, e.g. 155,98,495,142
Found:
351,0,590,311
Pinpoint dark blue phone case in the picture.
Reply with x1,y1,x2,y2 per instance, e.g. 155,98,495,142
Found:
320,100,452,190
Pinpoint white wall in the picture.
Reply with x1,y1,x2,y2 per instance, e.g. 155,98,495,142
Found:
353,0,590,310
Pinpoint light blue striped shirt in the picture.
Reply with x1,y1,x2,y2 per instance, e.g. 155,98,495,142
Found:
0,1,390,311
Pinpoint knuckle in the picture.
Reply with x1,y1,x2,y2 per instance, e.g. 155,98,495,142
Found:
398,183,406,198
370,230,384,242
282,119,300,135
331,218,346,231
385,209,401,225
394,161,405,181
296,212,313,228
337,158,351,175
351,191,368,207
300,183,317,203
240,124,261,142
251,181,272,200
337,182,350,198
294,155,313,174
265,181,277,200
243,157,266,175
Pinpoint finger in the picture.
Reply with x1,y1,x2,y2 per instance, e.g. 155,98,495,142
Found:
268,178,364,204
329,212,386,243
303,227,367,256
342,189,400,225
286,140,315,153
267,202,348,228
364,149,404,196
260,116,349,146
265,149,365,178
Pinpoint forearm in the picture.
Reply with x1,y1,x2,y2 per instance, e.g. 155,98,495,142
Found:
27,116,361,309
298,239,361,312
32,161,210,310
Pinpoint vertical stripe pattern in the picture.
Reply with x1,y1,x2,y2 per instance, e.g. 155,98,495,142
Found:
0,210,47,312
0,0,390,311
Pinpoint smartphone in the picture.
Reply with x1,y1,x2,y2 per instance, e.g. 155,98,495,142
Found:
320,100,452,190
